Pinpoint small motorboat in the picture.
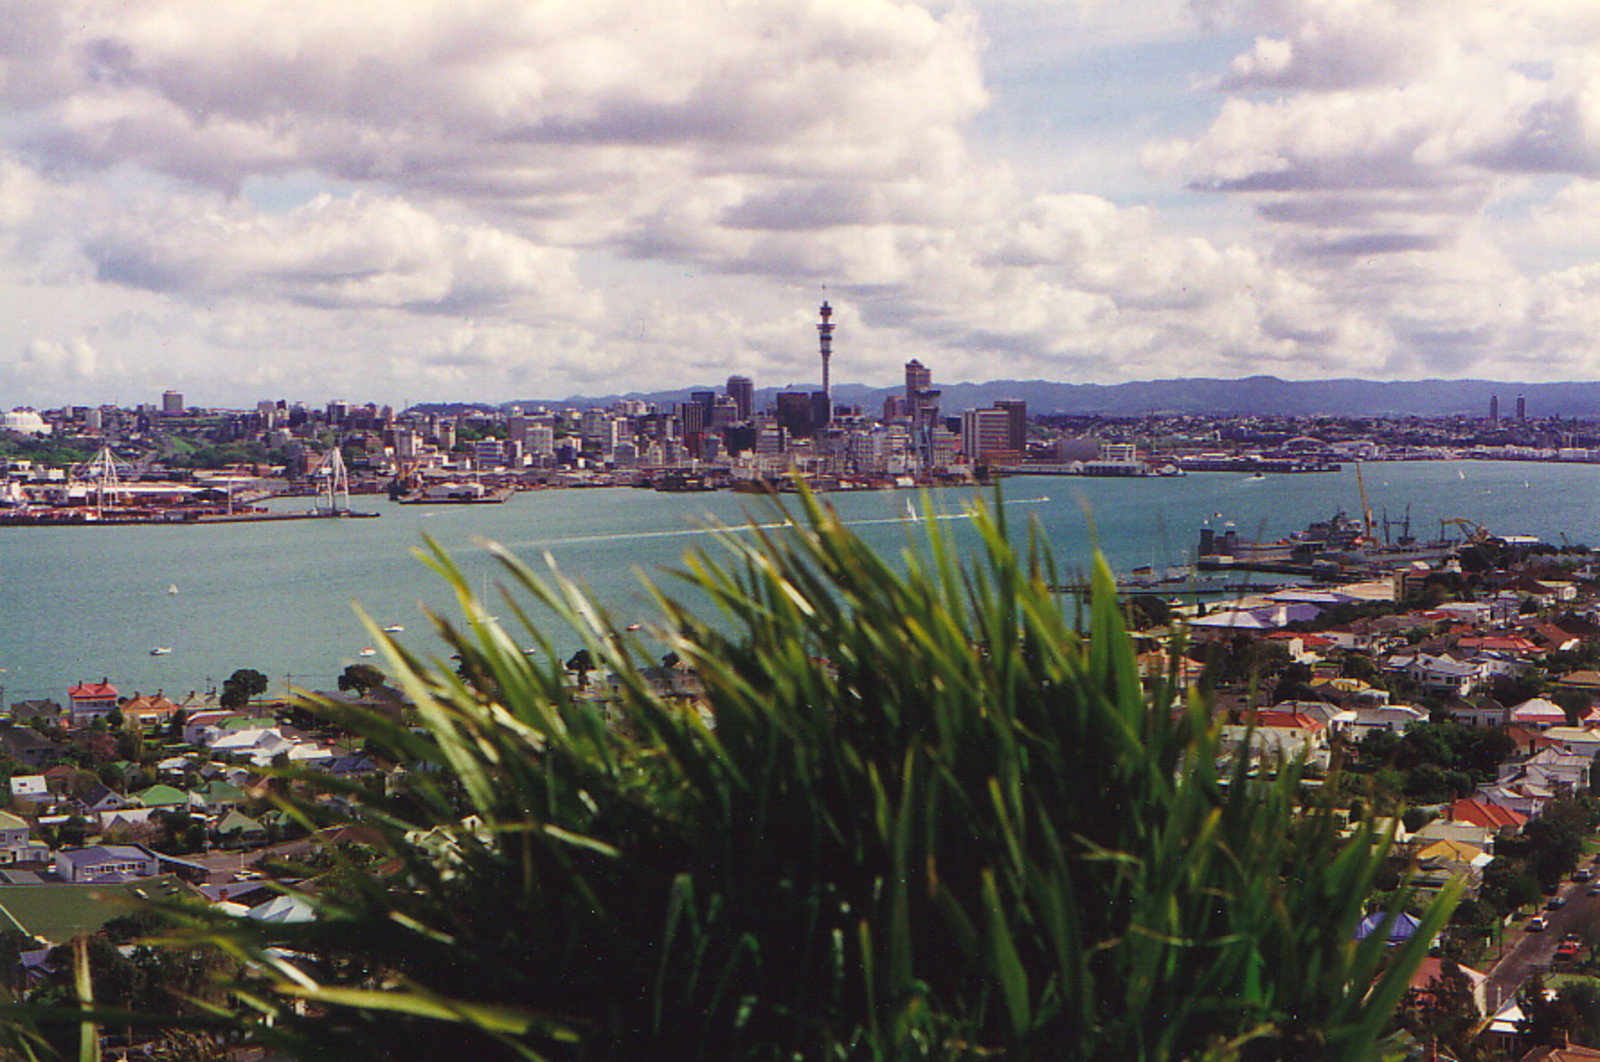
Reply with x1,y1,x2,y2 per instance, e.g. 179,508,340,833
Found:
150,647,172,656
358,647,377,658
382,625,405,634
625,623,643,632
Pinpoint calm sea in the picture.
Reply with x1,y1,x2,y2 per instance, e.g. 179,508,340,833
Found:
1,461,1594,703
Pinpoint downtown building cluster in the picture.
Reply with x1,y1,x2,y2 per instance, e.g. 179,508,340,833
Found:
2,304,1031,494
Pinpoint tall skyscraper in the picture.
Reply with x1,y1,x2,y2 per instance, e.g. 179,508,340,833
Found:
1517,394,1527,422
905,360,931,406
726,375,754,421
904,360,938,470
1489,395,1499,422
162,390,184,416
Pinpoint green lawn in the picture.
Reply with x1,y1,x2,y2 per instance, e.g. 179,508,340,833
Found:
0,876,195,946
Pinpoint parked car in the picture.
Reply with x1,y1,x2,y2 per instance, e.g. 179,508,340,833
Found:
1548,895,1567,910
1576,869,1593,882
1529,916,1550,931
1588,884,1600,897
1556,942,1581,962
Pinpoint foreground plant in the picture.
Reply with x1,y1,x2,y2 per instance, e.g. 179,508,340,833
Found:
114,494,1454,1059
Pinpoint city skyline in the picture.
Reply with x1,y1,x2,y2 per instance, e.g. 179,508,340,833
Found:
2,1,1600,410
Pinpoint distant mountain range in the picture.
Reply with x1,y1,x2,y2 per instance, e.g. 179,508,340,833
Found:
419,376,1600,419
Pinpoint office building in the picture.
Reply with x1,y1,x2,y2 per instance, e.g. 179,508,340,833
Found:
726,375,754,421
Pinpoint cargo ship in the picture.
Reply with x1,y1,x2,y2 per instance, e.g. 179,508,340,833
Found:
1198,510,1463,576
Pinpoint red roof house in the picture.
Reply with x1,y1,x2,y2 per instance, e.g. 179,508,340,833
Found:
66,680,120,725
1448,798,1528,832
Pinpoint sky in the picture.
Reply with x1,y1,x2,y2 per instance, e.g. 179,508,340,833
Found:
2,0,1600,409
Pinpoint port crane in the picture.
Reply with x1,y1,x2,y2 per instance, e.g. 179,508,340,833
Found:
1439,517,1491,544
310,447,351,515
78,445,133,519
1354,461,1376,543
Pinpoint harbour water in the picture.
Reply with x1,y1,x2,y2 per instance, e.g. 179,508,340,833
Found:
0,460,1595,703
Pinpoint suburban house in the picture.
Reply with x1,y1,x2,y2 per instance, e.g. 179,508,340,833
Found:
1555,669,1600,696
1500,748,1593,793
1540,726,1600,760
1509,697,1568,730
0,724,57,766
1477,781,1557,819
1344,704,1428,738
0,811,31,864
1411,838,1489,894
1220,712,1332,772
1440,696,1507,729
1447,798,1528,834
1410,819,1495,852
77,783,132,816
66,680,120,726
54,844,160,884
1403,654,1481,698
133,784,193,812
120,691,185,729
8,775,49,807
6,699,62,728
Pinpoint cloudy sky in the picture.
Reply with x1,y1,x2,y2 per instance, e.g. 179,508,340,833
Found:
2,0,1599,409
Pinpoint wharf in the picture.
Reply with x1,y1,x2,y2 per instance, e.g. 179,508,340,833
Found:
1053,581,1303,596
1196,558,1357,582
0,507,379,526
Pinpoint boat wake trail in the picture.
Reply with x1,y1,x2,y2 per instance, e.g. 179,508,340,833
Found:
499,505,995,551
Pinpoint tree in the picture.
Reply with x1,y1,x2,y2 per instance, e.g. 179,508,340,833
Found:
55,815,89,849
99,498,1455,1061
565,648,594,690
1553,688,1592,726
337,664,386,697
220,668,268,710
1125,594,1170,630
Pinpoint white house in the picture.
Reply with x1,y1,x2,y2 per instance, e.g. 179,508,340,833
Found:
1405,654,1481,698
1345,704,1428,738
8,775,48,806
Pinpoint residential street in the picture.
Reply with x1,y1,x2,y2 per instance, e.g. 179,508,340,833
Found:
1483,873,1599,1016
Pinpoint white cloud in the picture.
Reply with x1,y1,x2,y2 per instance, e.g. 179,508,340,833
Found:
0,0,1599,406
83,189,600,317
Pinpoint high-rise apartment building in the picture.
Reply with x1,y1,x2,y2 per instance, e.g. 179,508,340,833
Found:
162,390,184,416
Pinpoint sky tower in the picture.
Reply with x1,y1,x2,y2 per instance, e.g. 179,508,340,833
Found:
817,300,834,420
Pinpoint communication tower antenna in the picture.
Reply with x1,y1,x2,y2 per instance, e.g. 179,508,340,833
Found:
816,298,834,424
311,447,350,515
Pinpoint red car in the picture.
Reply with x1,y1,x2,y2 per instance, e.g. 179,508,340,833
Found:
1556,942,1581,961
